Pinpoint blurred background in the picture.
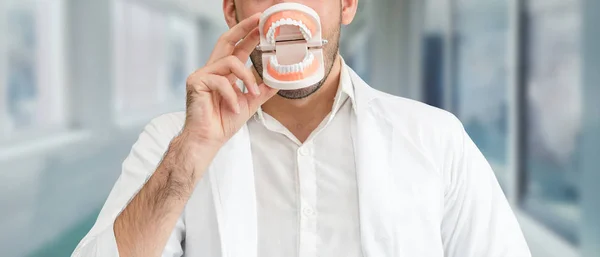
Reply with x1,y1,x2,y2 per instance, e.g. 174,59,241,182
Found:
0,0,598,256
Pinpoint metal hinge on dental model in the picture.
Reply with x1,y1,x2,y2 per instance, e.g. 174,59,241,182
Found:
255,39,328,52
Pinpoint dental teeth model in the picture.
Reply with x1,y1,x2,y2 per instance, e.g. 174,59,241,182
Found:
257,3,326,90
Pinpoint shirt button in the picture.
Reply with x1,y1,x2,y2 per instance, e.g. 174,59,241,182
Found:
303,207,315,216
299,147,310,156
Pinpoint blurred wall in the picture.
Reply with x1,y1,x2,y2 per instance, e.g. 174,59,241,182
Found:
581,0,600,255
0,0,598,256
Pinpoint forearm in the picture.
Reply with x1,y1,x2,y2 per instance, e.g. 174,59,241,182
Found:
114,132,218,257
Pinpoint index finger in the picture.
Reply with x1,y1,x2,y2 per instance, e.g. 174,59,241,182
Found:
207,12,262,64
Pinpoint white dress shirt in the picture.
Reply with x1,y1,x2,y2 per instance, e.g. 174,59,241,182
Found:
249,67,362,257
72,62,531,257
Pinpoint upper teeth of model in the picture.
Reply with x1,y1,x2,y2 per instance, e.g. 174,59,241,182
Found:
270,52,314,74
267,18,312,44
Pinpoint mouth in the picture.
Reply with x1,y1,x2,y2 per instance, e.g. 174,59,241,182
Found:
263,11,318,81
258,4,325,86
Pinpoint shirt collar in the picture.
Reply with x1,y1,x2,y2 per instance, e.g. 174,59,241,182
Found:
254,59,355,124
332,59,355,114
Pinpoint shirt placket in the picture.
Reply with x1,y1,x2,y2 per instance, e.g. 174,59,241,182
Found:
297,141,317,257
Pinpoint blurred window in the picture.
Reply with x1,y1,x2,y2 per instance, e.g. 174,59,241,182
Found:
113,0,198,120
340,0,372,83
422,0,450,109
2,0,67,141
452,0,511,188
521,0,582,244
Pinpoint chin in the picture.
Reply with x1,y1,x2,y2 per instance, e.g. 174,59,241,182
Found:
277,83,323,99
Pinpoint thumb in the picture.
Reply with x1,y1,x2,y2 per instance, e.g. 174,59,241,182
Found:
246,83,279,112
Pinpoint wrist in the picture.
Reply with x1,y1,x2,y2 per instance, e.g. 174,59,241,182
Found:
164,132,221,183
177,130,224,153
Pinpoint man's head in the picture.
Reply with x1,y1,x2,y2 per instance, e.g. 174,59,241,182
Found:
224,0,358,99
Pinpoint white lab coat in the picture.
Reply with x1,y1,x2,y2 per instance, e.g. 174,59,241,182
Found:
72,66,531,257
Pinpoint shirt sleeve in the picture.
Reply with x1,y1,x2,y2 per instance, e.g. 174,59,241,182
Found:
441,116,531,257
71,113,185,257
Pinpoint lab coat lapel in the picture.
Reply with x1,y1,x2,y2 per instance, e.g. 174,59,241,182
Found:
350,68,395,257
207,125,257,257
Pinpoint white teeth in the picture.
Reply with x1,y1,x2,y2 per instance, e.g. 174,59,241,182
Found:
266,17,312,44
269,52,315,75
300,24,312,38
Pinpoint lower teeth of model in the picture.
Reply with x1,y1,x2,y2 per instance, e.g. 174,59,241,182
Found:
270,53,314,74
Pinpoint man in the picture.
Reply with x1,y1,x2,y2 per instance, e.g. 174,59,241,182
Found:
73,0,531,256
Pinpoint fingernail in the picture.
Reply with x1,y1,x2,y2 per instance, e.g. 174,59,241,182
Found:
235,103,241,114
253,84,261,96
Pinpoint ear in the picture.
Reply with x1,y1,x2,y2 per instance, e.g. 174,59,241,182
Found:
223,0,237,28
341,0,359,25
